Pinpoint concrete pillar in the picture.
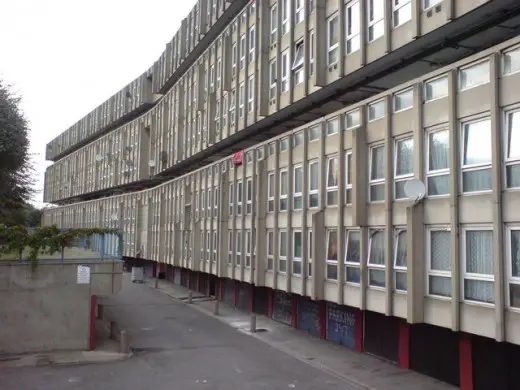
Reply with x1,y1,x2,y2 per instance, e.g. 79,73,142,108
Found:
407,202,425,324
355,309,363,352
120,330,130,354
214,298,219,316
459,334,474,390
398,321,411,369
188,291,193,304
250,314,257,333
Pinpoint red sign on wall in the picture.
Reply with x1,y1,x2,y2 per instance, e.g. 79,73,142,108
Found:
232,150,243,166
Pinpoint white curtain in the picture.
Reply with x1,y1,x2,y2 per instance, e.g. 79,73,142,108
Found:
465,230,494,303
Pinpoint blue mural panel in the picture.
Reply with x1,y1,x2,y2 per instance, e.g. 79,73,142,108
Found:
326,303,357,349
297,298,320,338
273,291,292,326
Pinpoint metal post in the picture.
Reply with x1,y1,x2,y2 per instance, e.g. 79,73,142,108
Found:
120,330,130,354
188,291,193,304
154,278,159,289
214,298,219,315
250,314,257,333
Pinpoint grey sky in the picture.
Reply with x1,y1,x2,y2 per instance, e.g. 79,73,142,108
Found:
0,0,194,207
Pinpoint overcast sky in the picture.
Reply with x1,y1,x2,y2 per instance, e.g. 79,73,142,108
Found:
0,0,195,207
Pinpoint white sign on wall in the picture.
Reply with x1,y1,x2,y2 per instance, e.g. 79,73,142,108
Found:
77,265,91,284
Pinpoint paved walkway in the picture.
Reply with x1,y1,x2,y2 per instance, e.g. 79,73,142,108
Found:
148,277,457,390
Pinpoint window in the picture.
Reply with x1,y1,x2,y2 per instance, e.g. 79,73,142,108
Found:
236,230,242,265
326,118,339,135
228,230,233,264
368,0,384,42
292,41,305,85
502,47,520,76
394,89,413,112
345,230,361,283
239,83,245,118
270,5,278,43
279,230,288,272
215,100,221,131
239,35,246,70
245,231,252,267
424,0,443,10
267,230,274,270
394,230,408,291
279,169,288,211
326,156,338,206
461,118,492,193
308,125,320,141
221,95,228,129
213,231,217,259
368,99,385,121
368,230,385,288
207,188,212,217
232,43,237,71
426,128,450,196
345,151,353,204
236,180,243,215
309,31,315,76
459,61,490,91
345,1,360,54
394,138,414,200
246,178,253,214
281,50,290,92
214,186,219,210
206,231,211,260
424,76,448,102
295,0,304,24
280,137,289,151
369,145,385,202
247,76,255,113
269,59,277,99
281,0,290,35
326,229,338,280
267,172,275,212
293,165,303,209
427,229,452,297
462,228,494,304
393,0,411,28
309,160,319,207
195,191,200,217
293,230,303,275
345,109,360,129
293,131,304,148
327,14,339,65
249,26,255,63
507,227,520,308
505,110,520,189
308,230,313,277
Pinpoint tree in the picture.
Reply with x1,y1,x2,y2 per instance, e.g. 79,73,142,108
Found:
0,80,34,225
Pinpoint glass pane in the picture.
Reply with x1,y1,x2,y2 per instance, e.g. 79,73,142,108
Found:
346,110,360,128
508,111,520,159
293,196,303,210
503,49,520,75
280,198,288,211
394,89,413,111
327,230,338,261
464,119,491,166
395,231,407,267
294,231,302,258
328,15,339,46
309,125,320,141
327,263,338,280
347,35,360,54
347,2,360,35
507,164,520,189
346,267,361,284
280,171,288,194
459,61,490,90
310,162,318,190
396,138,414,176
369,269,386,288
509,283,520,308
370,183,385,202
346,231,361,263
267,258,274,270
294,167,303,192
280,232,287,256
511,230,520,277
370,146,385,180
393,3,411,27
395,271,407,291
428,130,449,171
327,157,338,187
427,174,450,196
292,43,305,70
327,119,339,135
368,101,384,121
279,259,287,272
462,168,492,192
464,279,494,303
430,230,451,271
293,261,302,275
424,76,448,101
466,230,493,275
327,190,338,206
309,193,319,208
368,20,384,42
429,275,452,297
395,180,409,200
268,200,274,212
369,231,385,265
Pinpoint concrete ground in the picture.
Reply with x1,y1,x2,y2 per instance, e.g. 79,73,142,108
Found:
0,274,456,390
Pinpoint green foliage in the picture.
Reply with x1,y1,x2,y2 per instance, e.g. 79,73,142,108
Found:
0,224,122,262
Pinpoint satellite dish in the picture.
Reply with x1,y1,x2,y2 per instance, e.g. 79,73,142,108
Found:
95,154,103,162
148,160,156,168
404,179,426,202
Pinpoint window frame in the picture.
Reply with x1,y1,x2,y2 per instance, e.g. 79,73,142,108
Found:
245,230,252,267
327,13,339,66
292,40,305,85
425,126,450,198
308,159,319,208
326,228,339,281
246,178,253,214
460,117,492,194
236,179,243,215
367,228,386,288
393,88,414,113
270,4,278,43
326,155,339,206
393,229,408,292
281,50,290,93
228,230,233,264
504,108,520,189
293,165,303,210
326,117,339,136
269,59,277,99
281,0,290,35
231,42,237,71
506,225,520,309
345,1,360,54
267,172,275,212
345,151,353,205
426,227,452,299
502,45,520,77
458,60,490,92
392,0,412,28
267,230,274,271
308,229,313,278
295,0,304,24
423,75,448,102
239,34,246,70
236,230,242,266
344,229,361,285
423,0,443,10
367,99,385,122
279,230,288,273
367,0,384,42
394,137,414,200
248,26,256,63
247,75,255,113
279,168,289,211
293,230,303,275
369,144,385,203
345,109,360,129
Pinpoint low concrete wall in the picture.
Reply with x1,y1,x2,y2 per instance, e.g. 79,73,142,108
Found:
0,260,123,354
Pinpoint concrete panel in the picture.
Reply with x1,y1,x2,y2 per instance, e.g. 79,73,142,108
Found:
505,311,520,345
343,284,361,308
460,303,495,339
393,293,407,319
424,298,452,329
366,288,386,314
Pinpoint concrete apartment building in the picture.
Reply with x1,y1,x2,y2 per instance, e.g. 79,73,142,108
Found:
42,1,520,389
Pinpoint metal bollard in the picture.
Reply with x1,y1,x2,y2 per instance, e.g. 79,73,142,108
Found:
120,330,130,354
214,298,219,316
188,291,193,304
110,321,117,340
97,304,104,320
154,278,159,289
250,314,257,333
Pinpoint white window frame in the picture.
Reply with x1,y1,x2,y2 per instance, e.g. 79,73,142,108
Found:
394,137,414,200
215,99,221,131
345,109,360,129
460,117,492,194
267,172,275,212
214,186,219,210
236,230,242,266
216,58,222,89
367,229,386,288
222,94,228,129
426,126,450,197
394,229,408,292
210,64,215,91
344,229,361,284
248,26,256,63
393,88,413,113
281,0,290,35
308,159,319,208
426,227,452,299
232,42,237,72
269,59,277,99
326,155,339,206
293,230,303,275
270,4,278,43
423,0,443,10
279,230,288,273
228,230,233,264
293,165,303,210
326,229,338,280
295,0,304,24
279,168,288,211
458,60,490,92
309,30,315,76
279,137,289,151
246,178,253,214
327,13,339,66
308,229,313,278
507,225,520,309
236,180,243,215
281,50,290,93
292,40,305,85
207,188,212,217
504,109,520,189
326,117,339,135
267,230,274,271
367,0,384,42
461,226,495,305
245,230,252,267
206,231,211,261
502,46,520,76
345,1,360,54
239,82,245,118
369,144,385,203
393,0,411,28
229,183,234,215
345,151,353,205
247,76,255,113
423,75,448,102
368,99,385,122
239,35,246,70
